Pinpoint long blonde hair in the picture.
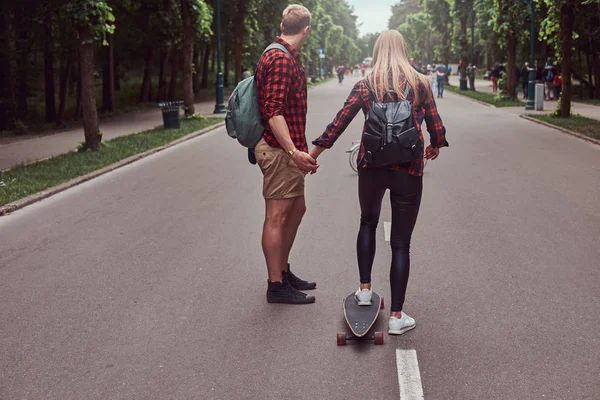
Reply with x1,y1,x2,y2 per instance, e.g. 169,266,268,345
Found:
365,30,432,105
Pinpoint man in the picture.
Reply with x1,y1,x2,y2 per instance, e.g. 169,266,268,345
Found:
543,65,555,100
489,62,505,93
409,57,423,74
254,4,318,304
435,62,448,98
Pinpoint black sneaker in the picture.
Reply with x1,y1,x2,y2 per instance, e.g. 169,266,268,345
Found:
284,266,317,290
266,281,315,304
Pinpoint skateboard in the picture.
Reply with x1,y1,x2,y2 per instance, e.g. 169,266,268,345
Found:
337,291,384,346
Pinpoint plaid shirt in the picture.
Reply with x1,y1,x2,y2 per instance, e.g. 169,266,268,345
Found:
256,37,308,152
313,79,448,176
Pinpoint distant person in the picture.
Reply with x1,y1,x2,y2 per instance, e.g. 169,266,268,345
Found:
545,57,553,68
429,65,438,95
409,57,423,74
544,66,555,100
337,64,346,84
553,73,562,100
353,64,361,78
241,66,252,80
435,62,447,98
254,4,317,305
361,64,366,77
489,62,505,93
521,62,530,99
310,30,448,336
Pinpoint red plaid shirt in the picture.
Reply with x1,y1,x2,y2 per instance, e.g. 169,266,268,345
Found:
313,79,448,176
255,37,308,152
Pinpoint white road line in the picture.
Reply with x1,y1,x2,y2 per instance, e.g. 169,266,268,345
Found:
396,349,424,400
384,221,391,242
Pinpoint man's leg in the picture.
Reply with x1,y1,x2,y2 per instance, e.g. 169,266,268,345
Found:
262,198,296,283
281,196,306,272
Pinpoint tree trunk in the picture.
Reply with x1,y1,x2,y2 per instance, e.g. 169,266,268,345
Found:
139,47,154,102
157,46,171,102
0,12,15,130
193,43,202,93
559,0,574,118
233,0,245,84
14,4,29,121
44,18,57,123
210,45,215,73
506,32,517,99
79,28,101,150
202,43,210,89
57,49,73,124
114,52,121,91
591,40,600,99
169,50,179,101
102,35,115,112
180,0,195,115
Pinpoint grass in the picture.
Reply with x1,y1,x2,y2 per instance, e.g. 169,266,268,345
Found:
525,114,600,141
445,84,524,107
0,117,222,206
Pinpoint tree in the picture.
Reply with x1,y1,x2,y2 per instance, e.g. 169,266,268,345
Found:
558,0,575,117
181,0,196,115
389,0,421,29
63,0,115,150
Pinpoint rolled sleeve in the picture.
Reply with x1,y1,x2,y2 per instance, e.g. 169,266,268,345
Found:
313,82,364,148
422,94,448,149
262,54,293,121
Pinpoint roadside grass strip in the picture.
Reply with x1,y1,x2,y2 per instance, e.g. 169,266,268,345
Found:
525,114,600,141
0,117,222,206
446,85,523,107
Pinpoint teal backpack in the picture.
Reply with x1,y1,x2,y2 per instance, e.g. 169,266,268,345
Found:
225,44,289,148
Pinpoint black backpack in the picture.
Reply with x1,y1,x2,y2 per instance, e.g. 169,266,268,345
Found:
362,85,423,166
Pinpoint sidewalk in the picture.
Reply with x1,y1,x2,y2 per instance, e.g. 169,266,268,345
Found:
0,98,226,171
447,75,600,120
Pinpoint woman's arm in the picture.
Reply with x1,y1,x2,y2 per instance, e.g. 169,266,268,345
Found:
311,82,365,158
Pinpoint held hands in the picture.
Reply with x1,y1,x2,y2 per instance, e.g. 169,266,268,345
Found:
291,150,320,174
425,145,440,160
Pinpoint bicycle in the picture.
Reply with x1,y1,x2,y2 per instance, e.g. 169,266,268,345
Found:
346,141,428,174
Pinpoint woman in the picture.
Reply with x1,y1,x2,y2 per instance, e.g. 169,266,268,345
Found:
310,30,448,335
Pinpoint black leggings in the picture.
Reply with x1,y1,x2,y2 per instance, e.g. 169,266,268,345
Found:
357,167,423,312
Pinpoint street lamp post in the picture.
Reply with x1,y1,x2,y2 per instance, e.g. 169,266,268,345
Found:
213,0,226,114
525,0,536,110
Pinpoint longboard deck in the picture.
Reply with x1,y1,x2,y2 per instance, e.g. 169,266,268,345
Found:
343,291,381,337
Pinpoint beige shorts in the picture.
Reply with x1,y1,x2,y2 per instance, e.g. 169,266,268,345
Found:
255,138,305,200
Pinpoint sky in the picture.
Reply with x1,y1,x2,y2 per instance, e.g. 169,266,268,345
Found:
346,0,397,36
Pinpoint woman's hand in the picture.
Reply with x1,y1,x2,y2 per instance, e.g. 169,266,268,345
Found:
425,145,440,160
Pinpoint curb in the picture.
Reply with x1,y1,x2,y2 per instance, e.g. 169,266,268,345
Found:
0,121,226,216
519,115,600,146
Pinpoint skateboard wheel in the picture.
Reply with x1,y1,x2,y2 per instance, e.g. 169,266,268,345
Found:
380,297,384,309
374,331,384,345
337,333,347,346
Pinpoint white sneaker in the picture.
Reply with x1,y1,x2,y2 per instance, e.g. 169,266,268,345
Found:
388,313,416,335
354,288,372,306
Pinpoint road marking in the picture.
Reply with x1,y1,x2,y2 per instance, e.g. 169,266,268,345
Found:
384,222,391,242
396,349,424,400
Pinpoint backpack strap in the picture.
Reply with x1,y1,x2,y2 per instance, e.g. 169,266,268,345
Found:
262,43,289,56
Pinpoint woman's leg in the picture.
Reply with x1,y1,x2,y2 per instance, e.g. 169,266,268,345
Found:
357,168,388,287
388,173,423,314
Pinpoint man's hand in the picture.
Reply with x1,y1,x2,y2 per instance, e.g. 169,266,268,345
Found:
291,151,319,174
425,145,440,160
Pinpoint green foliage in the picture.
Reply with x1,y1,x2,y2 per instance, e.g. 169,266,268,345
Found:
62,0,116,45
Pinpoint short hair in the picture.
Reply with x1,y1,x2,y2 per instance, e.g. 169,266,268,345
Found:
281,4,311,35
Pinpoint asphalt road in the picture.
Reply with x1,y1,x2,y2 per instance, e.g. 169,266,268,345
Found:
1,78,599,400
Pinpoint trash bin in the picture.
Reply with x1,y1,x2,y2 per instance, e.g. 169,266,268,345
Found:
460,79,468,90
310,75,317,83
535,84,544,111
158,101,183,129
